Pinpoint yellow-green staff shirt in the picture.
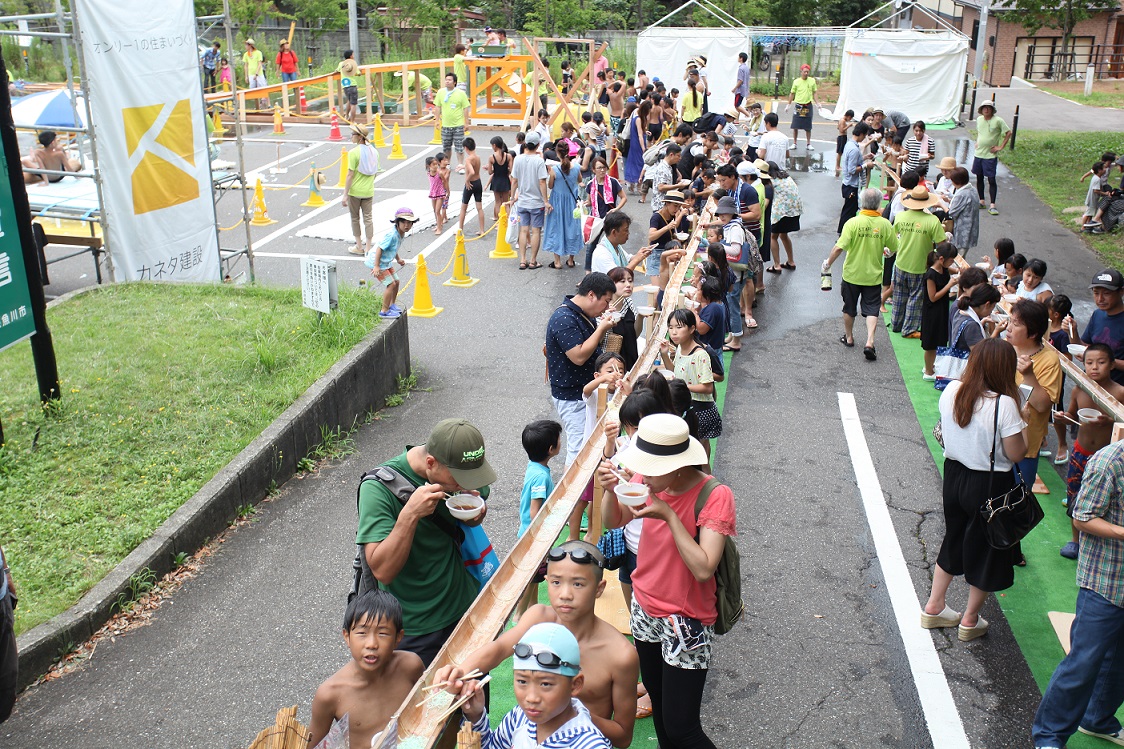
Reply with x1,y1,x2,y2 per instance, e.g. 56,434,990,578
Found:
892,210,946,275
680,92,703,122
838,212,899,287
242,49,263,77
974,116,1010,160
436,86,471,128
790,76,817,104
453,53,468,86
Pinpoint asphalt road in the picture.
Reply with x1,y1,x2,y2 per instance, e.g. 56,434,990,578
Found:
5,120,1115,748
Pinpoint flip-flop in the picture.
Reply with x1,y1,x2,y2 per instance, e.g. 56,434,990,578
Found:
765,266,782,274
781,262,796,270
864,345,877,361
723,344,741,352
988,207,1000,215
839,335,854,347
745,317,758,329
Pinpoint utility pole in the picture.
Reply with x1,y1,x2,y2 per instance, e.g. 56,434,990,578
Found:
348,0,359,58
973,0,990,82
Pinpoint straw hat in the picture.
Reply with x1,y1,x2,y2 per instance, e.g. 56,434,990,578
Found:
245,38,256,47
937,156,958,170
752,159,772,179
663,189,687,205
618,414,709,477
901,185,940,209
390,207,420,224
349,122,369,141
724,108,740,119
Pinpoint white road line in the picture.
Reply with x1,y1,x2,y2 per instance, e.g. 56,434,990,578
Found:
837,392,972,749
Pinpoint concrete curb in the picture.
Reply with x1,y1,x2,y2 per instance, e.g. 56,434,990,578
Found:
15,310,410,688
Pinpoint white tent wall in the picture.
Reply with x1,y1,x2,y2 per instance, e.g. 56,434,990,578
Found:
636,27,751,114
835,29,968,125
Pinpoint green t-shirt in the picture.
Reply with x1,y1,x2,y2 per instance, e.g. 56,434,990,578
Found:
790,77,817,104
838,212,898,287
242,49,263,77
892,210,946,275
355,450,483,635
338,59,359,89
453,54,468,86
523,72,548,96
436,87,471,128
347,146,377,198
974,115,1010,160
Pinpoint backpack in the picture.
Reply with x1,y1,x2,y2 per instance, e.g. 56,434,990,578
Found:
643,140,670,166
699,342,725,383
694,477,743,635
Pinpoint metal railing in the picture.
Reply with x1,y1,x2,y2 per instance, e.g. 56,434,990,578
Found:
1022,41,1124,81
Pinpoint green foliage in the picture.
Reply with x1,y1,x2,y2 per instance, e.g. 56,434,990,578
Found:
0,283,381,635
999,130,1124,271
1,37,69,83
112,568,157,614
1000,0,1118,50
172,551,189,567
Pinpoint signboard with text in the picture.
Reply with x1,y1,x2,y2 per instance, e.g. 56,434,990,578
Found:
0,142,35,353
300,257,337,314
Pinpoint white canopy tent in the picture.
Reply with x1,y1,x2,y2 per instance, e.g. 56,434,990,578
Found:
636,0,750,115
834,3,969,126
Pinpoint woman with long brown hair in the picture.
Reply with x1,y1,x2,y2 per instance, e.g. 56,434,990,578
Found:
922,338,1027,642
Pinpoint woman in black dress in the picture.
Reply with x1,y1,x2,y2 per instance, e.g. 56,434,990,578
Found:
920,243,958,379
486,136,512,220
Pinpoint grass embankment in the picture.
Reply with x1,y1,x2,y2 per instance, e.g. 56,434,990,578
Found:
0,283,382,635
1036,80,1124,109
999,130,1124,269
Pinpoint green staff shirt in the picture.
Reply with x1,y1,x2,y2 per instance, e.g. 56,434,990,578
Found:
453,54,468,86
838,212,898,287
892,210,946,275
974,115,1010,160
790,77,817,104
355,449,484,636
436,87,471,128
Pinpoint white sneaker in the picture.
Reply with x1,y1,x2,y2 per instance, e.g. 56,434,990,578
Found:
922,370,937,381
1079,727,1124,746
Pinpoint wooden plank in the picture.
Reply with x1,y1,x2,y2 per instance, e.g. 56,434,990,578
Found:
43,233,102,249
594,576,632,635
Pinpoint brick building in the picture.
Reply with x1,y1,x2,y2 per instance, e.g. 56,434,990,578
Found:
914,0,1124,85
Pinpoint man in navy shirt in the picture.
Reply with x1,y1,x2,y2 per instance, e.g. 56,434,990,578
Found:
1071,269,1124,385
545,273,617,465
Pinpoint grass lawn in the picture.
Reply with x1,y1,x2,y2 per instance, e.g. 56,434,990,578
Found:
0,283,382,635
999,130,1124,270
1036,80,1124,109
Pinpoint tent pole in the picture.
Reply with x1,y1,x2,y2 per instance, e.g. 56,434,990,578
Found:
697,0,742,27
223,0,256,283
58,0,115,282
645,0,705,30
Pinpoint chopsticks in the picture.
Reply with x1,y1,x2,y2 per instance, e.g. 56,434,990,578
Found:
1053,411,1082,426
435,674,493,723
416,669,484,708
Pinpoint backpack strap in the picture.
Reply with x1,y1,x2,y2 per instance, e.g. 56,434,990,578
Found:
358,466,463,545
692,476,723,538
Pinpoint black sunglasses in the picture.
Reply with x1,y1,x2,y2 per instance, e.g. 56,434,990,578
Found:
513,642,578,671
546,547,604,568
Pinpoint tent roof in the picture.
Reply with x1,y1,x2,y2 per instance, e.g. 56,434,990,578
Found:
644,0,745,29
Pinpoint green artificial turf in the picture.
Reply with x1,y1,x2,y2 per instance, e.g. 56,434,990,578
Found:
882,317,1122,745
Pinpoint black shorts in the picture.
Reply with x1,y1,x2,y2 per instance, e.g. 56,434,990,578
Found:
882,255,894,287
841,280,881,318
837,134,847,155
971,156,997,178
462,178,482,204
344,86,358,106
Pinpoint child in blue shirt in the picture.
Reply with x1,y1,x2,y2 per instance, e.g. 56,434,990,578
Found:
366,207,417,319
517,420,562,615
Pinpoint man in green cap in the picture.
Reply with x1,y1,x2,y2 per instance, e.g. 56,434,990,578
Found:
355,418,496,665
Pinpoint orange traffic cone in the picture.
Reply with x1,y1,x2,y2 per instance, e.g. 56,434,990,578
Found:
327,110,344,141
298,87,307,114
490,204,517,259
407,253,443,318
444,231,480,288
272,106,286,135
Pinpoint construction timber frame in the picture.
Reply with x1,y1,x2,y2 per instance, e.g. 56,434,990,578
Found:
385,199,714,748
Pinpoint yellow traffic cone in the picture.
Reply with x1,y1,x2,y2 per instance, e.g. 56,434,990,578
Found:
490,203,517,259
212,109,228,137
272,106,286,135
250,178,277,225
407,253,443,318
372,113,387,147
389,124,406,160
428,118,442,145
444,230,480,288
301,163,326,207
336,147,349,188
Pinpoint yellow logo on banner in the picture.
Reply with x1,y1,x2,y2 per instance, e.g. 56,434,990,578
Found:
122,99,198,215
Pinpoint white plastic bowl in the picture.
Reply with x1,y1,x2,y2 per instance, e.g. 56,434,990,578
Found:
1067,344,1088,358
1003,294,1019,305
446,494,484,521
614,483,650,507
1078,408,1102,424
636,305,656,316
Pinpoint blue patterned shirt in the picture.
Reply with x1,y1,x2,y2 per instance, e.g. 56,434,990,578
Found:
1073,440,1124,608
472,699,610,749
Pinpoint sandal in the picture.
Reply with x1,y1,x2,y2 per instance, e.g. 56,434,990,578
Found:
723,343,741,352
745,316,758,329
566,258,576,268
519,262,528,270
528,262,542,269
863,345,877,361
839,335,854,347
765,266,782,274
781,262,796,270
636,693,652,719
548,262,563,269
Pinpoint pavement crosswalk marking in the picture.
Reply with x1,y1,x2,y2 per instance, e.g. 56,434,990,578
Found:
837,392,971,749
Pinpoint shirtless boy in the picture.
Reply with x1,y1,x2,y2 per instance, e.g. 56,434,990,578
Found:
1055,342,1124,560
434,541,638,748
21,131,81,185
458,137,487,236
307,590,424,749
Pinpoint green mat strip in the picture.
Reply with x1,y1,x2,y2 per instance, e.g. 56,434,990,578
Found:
487,350,734,736
881,314,1120,746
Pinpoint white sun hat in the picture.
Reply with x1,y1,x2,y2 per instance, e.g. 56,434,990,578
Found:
617,414,709,477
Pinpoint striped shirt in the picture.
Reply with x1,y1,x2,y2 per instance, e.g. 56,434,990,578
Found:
904,135,934,174
1072,440,1124,608
472,699,611,749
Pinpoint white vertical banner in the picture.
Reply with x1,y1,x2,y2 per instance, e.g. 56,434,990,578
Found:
74,0,221,282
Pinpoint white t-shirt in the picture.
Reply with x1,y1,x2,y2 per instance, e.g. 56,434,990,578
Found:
759,130,790,165
591,237,631,275
1016,280,1053,300
939,383,1026,472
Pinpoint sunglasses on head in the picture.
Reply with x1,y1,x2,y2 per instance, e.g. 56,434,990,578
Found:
513,642,578,671
546,547,604,567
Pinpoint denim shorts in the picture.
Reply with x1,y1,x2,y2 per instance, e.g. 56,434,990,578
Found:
518,207,545,229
